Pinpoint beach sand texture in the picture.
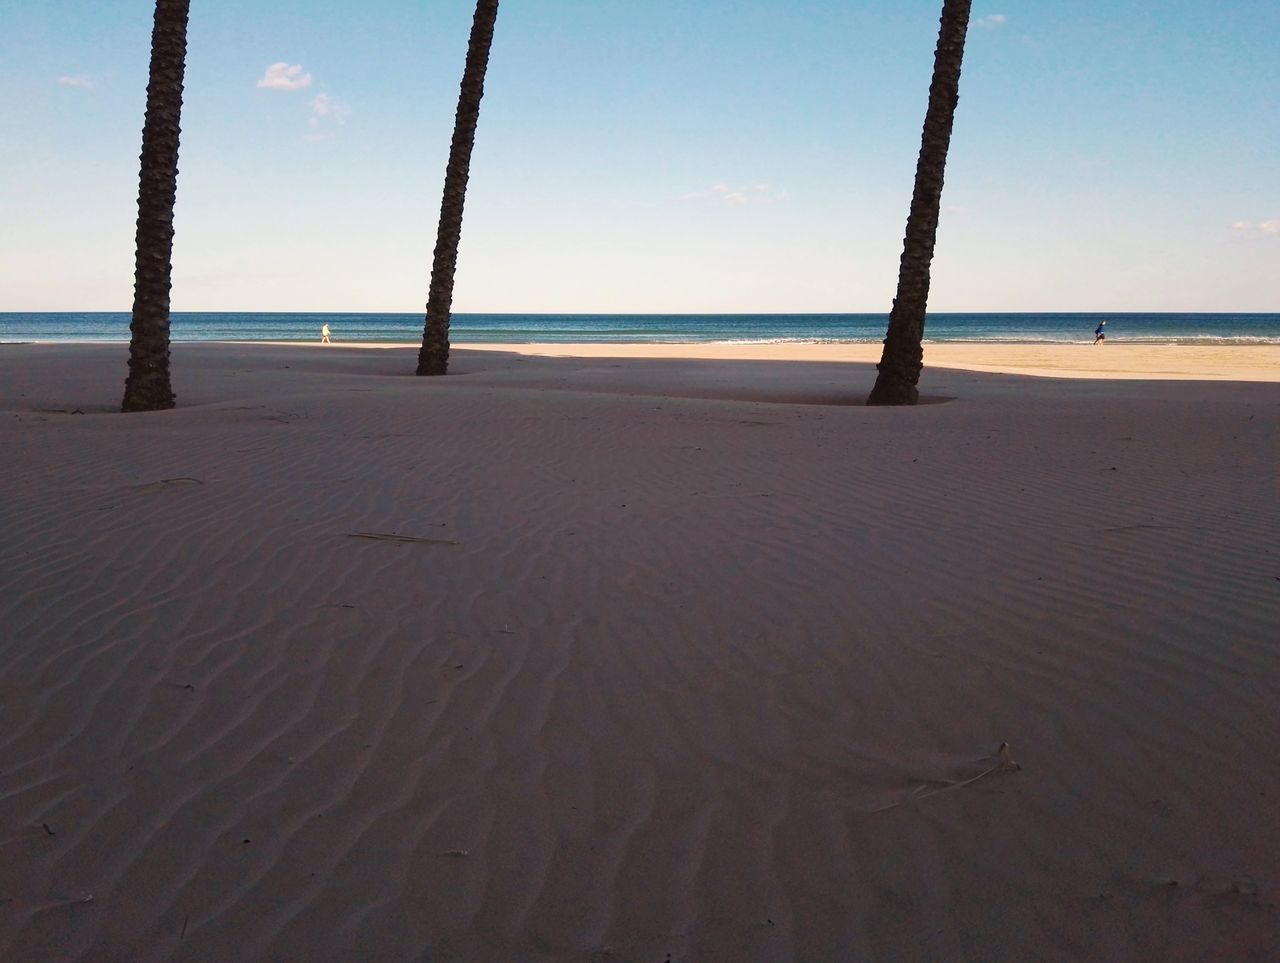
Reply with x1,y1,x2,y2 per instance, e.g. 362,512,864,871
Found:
2,342,1278,961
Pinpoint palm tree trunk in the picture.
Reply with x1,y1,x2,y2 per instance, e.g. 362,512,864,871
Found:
122,0,190,412
867,0,972,406
417,0,501,376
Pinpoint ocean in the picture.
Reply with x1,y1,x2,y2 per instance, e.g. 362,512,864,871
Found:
2,312,1279,345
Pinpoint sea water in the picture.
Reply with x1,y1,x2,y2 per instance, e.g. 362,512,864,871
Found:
2,312,1279,345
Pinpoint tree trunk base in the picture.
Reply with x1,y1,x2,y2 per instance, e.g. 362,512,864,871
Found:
122,370,175,412
866,374,919,406
416,353,448,376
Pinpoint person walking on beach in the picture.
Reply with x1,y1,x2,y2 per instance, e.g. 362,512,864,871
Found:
321,322,331,345
1093,320,1106,344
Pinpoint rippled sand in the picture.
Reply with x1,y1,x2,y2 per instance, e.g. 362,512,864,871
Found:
2,342,1277,960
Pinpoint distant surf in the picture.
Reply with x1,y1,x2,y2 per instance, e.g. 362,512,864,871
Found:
3,311,1279,345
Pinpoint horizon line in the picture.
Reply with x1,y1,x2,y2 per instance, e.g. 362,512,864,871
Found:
4,309,1279,317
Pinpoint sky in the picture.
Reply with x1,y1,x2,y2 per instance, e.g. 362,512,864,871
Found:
1,0,1277,313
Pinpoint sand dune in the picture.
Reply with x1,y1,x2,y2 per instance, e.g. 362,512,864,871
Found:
1,342,1277,960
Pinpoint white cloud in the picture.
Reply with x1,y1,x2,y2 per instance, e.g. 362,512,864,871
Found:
975,14,1008,28
256,62,312,90
307,93,353,139
681,183,791,207
1232,220,1279,234
57,75,94,89
311,92,352,125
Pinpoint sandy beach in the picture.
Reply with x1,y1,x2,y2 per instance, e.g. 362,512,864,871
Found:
2,341,1277,961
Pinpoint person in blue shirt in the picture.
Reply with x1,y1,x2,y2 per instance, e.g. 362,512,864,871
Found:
1093,320,1106,344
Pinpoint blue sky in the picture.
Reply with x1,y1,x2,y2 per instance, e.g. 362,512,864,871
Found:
2,0,1277,312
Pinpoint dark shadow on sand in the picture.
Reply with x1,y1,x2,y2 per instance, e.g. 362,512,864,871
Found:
4,342,1274,414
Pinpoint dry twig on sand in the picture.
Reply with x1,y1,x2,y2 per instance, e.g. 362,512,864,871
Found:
347,532,461,546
